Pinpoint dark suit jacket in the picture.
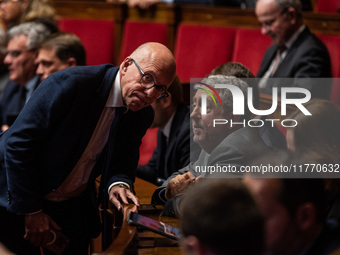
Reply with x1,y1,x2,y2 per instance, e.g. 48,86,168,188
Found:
136,103,191,185
0,64,154,214
0,78,40,126
304,219,340,255
257,27,332,99
151,126,270,215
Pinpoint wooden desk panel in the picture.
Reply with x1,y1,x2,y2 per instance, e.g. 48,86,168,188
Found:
91,178,182,255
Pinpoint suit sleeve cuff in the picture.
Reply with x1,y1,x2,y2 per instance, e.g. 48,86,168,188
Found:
108,181,131,194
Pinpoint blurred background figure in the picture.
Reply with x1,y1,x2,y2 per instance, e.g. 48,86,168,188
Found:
36,32,86,82
0,21,51,131
256,0,331,99
285,98,340,221
286,98,340,162
0,0,58,33
0,26,9,99
180,179,264,255
244,169,340,255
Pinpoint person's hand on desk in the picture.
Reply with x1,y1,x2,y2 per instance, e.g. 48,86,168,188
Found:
165,172,197,200
109,184,140,211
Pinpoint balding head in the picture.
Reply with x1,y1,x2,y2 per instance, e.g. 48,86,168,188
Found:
131,42,176,85
256,0,303,46
120,42,176,111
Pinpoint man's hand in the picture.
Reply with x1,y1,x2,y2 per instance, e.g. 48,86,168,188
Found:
24,211,61,246
165,172,196,200
109,185,140,211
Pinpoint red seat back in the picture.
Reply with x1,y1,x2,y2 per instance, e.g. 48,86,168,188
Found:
58,18,115,66
138,128,158,165
316,0,339,13
174,24,236,83
318,34,340,105
232,28,272,75
119,21,167,63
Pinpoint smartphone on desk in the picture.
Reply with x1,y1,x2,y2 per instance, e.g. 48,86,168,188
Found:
127,212,182,240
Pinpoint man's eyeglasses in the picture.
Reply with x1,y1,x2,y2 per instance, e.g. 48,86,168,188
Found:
131,58,169,100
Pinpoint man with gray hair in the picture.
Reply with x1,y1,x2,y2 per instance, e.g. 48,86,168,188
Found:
256,0,331,98
0,21,51,131
152,75,270,216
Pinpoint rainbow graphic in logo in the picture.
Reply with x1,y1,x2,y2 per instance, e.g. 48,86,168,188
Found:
195,82,223,114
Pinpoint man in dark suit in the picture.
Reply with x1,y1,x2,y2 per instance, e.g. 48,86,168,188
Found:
0,22,51,132
152,75,270,216
256,0,332,99
0,42,176,254
136,76,198,185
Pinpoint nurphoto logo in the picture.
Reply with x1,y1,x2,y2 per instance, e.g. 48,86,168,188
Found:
194,83,312,128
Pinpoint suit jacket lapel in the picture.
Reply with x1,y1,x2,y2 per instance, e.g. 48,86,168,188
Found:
76,67,119,158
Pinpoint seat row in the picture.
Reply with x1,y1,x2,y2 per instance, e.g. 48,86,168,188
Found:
58,18,340,106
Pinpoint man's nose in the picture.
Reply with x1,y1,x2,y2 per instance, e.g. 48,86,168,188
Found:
190,106,201,119
4,53,11,65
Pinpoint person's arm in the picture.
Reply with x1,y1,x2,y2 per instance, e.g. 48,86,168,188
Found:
4,74,80,214
105,106,154,210
151,162,195,205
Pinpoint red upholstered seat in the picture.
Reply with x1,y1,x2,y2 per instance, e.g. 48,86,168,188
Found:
58,18,115,66
174,24,236,83
119,21,167,63
318,34,340,105
316,0,339,13
232,28,272,76
138,128,158,165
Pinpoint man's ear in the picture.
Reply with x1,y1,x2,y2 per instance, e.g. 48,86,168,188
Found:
287,7,297,24
182,235,205,255
66,57,77,67
295,203,318,231
120,56,132,74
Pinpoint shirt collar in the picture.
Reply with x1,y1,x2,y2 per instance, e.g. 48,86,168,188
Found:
161,111,175,141
25,75,40,92
285,24,306,50
106,70,126,109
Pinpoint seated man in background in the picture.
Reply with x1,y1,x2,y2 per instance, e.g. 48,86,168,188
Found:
0,22,51,131
244,161,340,255
256,0,331,98
180,179,264,255
136,76,199,185
152,74,270,216
209,62,287,150
35,32,86,82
